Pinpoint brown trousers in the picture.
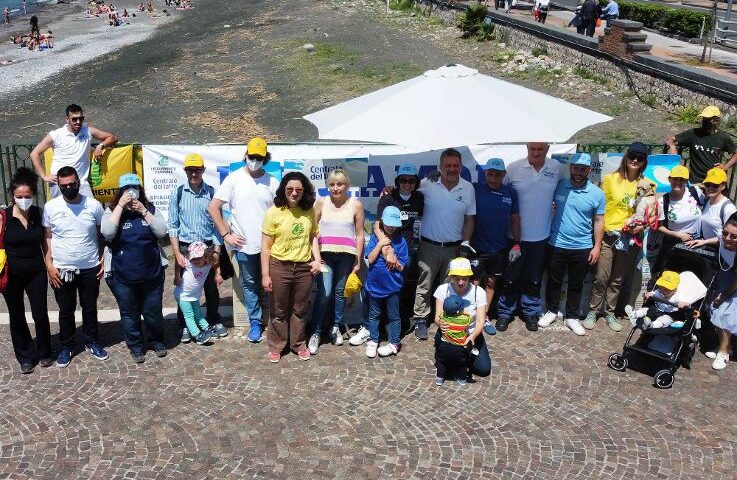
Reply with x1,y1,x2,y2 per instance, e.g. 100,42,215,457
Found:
588,233,640,315
267,257,314,354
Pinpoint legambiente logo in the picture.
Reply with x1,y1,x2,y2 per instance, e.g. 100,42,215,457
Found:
158,156,169,167
291,223,305,236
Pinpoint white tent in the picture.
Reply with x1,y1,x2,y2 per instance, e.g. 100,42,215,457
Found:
303,64,612,150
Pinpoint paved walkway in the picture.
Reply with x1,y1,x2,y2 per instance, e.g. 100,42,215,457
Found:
1,317,736,478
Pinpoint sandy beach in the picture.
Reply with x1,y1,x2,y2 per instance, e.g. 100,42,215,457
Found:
0,0,178,98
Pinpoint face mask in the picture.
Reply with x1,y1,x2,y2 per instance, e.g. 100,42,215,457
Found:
61,185,80,201
126,187,140,200
246,159,264,172
399,193,411,201
14,197,33,211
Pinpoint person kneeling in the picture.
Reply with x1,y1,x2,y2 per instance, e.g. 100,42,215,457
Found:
433,258,492,385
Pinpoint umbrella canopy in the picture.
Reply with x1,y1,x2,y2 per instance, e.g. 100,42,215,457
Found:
303,64,612,149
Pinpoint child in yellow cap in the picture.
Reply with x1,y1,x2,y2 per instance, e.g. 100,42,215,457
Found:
625,271,688,329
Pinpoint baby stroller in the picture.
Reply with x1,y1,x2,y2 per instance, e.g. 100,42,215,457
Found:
608,271,708,388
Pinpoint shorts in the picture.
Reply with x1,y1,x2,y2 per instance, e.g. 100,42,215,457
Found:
471,251,505,280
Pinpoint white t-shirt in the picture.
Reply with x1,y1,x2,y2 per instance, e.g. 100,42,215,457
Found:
42,195,104,269
418,177,476,243
701,197,737,240
214,168,279,255
657,188,704,236
174,261,212,302
433,282,487,326
504,157,562,242
49,125,92,183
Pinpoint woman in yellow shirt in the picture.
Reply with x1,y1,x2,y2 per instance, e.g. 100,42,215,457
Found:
261,172,322,363
584,142,650,332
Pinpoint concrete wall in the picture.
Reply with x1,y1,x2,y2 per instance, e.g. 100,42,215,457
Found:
417,0,737,115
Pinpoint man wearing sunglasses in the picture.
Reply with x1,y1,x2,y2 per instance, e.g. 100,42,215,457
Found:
31,103,118,198
666,105,737,184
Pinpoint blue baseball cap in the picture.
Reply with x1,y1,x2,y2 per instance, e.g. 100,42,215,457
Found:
119,173,141,188
443,295,471,316
570,153,592,166
381,206,403,227
396,163,418,177
482,158,506,171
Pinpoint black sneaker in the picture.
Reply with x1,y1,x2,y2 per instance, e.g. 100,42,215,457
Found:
39,357,55,368
496,318,511,332
525,318,539,332
153,344,167,358
131,351,145,364
415,319,428,340
20,363,34,374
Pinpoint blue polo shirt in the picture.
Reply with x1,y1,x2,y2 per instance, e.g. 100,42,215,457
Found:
471,183,519,253
549,179,605,250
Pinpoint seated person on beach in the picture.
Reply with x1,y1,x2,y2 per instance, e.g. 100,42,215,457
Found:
39,31,53,48
27,32,39,51
122,9,129,17
625,271,688,330
138,2,145,11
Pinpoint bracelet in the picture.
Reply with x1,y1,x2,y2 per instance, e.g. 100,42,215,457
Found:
223,231,231,238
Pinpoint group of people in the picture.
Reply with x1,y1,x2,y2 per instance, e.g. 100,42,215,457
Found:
3,103,737,383
6,14,53,51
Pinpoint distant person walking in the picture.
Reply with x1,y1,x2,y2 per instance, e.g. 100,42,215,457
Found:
600,0,619,27
30,104,118,199
30,15,39,36
3,7,10,24
22,1,27,16
580,0,598,37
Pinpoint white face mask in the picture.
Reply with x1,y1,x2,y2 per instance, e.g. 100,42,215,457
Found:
127,187,140,200
14,197,33,211
246,159,264,172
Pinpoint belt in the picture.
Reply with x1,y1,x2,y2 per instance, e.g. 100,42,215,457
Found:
421,236,462,247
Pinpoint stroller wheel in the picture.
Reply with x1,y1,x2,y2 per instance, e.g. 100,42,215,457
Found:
654,369,675,389
608,353,628,372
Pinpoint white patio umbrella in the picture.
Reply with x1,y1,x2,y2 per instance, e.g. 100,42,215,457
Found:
303,64,612,149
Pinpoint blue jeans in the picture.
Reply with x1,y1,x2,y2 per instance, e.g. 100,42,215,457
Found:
235,251,262,326
497,239,548,322
311,252,355,334
107,271,165,354
367,292,401,345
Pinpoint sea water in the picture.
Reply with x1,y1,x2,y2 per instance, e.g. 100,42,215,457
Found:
0,0,51,17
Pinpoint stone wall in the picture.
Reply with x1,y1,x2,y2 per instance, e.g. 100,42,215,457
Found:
416,0,737,118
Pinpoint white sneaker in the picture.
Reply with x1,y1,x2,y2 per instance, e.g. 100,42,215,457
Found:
712,352,730,370
565,318,586,336
538,311,558,328
377,343,399,357
331,326,344,346
706,349,732,359
349,326,370,346
624,305,636,326
366,341,378,358
308,334,320,355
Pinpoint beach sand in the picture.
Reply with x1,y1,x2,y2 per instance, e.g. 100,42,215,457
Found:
0,0,177,98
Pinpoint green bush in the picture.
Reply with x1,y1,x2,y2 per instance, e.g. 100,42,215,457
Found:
618,1,711,39
390,0,415,12
457,3,490,39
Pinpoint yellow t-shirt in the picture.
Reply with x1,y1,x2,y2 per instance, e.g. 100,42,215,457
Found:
262,206,318,263
601,172,638,232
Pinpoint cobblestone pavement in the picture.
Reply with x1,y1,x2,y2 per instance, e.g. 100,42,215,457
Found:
1,318,736,479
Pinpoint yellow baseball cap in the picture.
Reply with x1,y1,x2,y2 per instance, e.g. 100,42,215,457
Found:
699,106,721,118
183,153,204,168
656,270,680,291
448,257,473,277
704,167,728,185
668,165,689,180
247,137,268,157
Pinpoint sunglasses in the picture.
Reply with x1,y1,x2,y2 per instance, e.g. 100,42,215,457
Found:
185,168,203,174
704,183,722,190
628,155,646,163
59,181,79,190
68,116,85,123
398,178,416,184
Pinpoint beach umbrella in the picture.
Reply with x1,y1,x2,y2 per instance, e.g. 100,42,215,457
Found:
303,64,612,149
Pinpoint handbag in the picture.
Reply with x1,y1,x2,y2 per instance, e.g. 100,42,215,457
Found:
0,209,9,293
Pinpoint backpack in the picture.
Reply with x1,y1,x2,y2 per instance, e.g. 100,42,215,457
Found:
662,186,704,229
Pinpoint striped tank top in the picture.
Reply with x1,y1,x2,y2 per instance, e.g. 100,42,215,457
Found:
318,197,358,255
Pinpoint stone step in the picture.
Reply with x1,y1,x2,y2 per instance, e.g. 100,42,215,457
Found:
626,43,653,53
610,19,644,31
623,32,647,42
